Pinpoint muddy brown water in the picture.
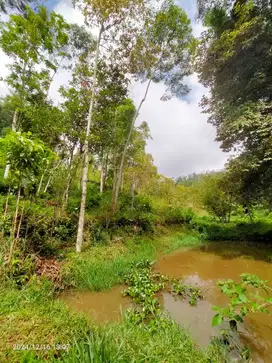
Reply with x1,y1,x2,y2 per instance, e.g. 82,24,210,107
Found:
61,242,272,363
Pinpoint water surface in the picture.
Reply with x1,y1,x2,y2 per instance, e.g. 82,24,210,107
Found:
62,285,131,323
157,243,272,363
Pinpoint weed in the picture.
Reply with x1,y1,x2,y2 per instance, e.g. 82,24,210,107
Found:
172,279,203,305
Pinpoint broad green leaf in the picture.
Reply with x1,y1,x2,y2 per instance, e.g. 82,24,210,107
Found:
212,314,223,326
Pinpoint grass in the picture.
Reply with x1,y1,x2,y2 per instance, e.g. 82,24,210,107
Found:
0,278,91,362
62,227,204,291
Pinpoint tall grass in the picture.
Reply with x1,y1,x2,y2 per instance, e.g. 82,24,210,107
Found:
62,229,203,291
15,318,227,363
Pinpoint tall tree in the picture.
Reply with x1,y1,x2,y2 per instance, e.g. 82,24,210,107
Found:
196,0,272,205
0,6,69,177
75,0,152,252
113,0,195,210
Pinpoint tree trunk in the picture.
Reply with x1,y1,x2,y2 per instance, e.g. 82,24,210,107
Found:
76,24,103,253
227,204,232,223
9,183,21,264
44,175,53,194
1,185,11,237
63,146,76,207
104,151,109,184
131,180,135,210
112,78,152,211
4,110,18,179
100,151,104,194
37,172,45,195
44,160,61,193
15,206,24,242
101,151,109,193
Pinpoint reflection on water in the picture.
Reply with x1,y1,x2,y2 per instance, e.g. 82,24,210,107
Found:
61,242,272,362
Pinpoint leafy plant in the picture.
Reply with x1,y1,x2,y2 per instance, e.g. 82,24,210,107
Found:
212,274,272,330
172,279,203,306
123,259,203,330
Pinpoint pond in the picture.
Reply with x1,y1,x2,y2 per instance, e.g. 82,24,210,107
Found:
61,242,272,363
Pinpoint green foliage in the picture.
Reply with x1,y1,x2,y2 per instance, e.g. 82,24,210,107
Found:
197,172,234,223
0,131,55,185
196,0,272,208
0,6,69,101
123,259,203,327
67,183,102,214
172,279,203,306
132,0,195,100
193,217,272,242
212,274,272,330
123,260,165,323
5,253,35,286
161,207,195,225
0,98,13,134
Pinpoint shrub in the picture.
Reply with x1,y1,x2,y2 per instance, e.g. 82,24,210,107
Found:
67,183,101,213
161,207,195,225
119,194,152,214
192,218,272,243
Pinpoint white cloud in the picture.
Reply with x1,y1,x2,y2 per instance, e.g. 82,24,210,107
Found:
53,0,85,25
132,77,228,177
0,50,11,96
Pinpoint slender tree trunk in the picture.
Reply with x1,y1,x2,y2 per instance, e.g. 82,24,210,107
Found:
9,183,21,263
112,152,118,203
15,206,24,242
227,204,231,223
4,110,18,179
100,151,104,194
44,160,61,193
44,175,53,194
100,150,109,193
112,78,152,210
100,167,104,194
1,185,11,237
63,147,76,207
76,25,103,253
104,151,109,183
37,172,45,195
131,180,135,210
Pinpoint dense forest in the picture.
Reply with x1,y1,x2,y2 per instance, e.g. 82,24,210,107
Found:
0,0,271,362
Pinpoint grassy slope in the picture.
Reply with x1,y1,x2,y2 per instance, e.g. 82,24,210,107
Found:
62,227,203,291
0,228,227,362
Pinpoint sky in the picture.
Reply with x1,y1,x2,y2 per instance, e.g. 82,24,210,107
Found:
0,0,229,178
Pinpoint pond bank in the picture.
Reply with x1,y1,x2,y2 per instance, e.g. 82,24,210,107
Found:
2,228,228,362
61,241,272,363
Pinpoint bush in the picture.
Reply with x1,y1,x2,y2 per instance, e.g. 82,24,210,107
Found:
1,201,77,256
119,194,152,214
67,183,101,213
161,207,195,225
193,218,272,242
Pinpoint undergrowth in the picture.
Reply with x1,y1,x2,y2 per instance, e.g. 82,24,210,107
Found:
62,228,204,291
